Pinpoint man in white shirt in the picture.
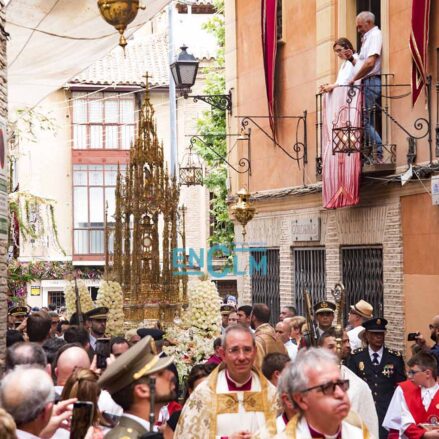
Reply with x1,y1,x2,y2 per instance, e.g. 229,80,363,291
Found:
349,11,383,162
275,320,298,361
347,299,373,350
383,352,439,439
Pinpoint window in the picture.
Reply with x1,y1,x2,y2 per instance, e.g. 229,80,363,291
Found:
71,92,136,150
48,291,65,308
251,248,280,324
293,248,326,315
73,164,125,255
341,246,383,321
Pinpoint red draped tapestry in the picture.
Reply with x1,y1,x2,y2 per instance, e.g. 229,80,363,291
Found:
261,0,278,136
410,0,431,105
322,88,362,209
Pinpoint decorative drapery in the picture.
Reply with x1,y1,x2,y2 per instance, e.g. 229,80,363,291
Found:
322,88,362,209
410,0,431,105
261,0,278,136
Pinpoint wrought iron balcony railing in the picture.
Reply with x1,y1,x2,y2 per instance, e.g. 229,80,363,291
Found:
315,74,435,176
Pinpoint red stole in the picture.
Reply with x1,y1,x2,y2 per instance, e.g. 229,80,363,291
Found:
400,380,439,424
307,423,341,438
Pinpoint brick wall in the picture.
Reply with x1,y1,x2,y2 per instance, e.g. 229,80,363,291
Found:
237,196,405,352
0,0,7,364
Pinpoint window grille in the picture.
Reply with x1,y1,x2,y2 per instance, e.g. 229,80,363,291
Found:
341,246,383,320
294,248,326,315
48,291,65,308
251,248,280,324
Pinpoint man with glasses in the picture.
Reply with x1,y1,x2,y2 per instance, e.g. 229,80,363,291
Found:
274,348,370,438
175,325,279,439
383,352,439,438
347,318,406,439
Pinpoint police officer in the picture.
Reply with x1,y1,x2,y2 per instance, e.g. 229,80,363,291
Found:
8,306,29,331
85,306,109,350
98,335,175,438
347,317,406,439
313,300,336,337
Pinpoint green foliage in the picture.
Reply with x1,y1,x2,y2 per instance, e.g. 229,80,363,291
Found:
194,0,234,254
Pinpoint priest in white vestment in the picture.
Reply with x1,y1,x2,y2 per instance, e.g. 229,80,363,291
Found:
273,348,371,439
174,325,280,439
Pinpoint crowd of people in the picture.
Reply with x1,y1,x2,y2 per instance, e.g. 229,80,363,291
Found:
2,294,439,439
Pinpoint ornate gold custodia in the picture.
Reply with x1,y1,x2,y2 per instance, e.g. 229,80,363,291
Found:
230,188,256,240
112,81,185,326
97,0,144,49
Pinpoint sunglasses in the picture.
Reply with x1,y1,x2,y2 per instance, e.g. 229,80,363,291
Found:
301,379,350,396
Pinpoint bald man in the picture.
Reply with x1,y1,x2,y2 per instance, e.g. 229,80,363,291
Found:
54,344,122,416
275,321,298,361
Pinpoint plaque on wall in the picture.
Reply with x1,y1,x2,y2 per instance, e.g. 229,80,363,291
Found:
292,216,320,241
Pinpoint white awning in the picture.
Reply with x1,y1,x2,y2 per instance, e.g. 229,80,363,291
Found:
6,0,172,111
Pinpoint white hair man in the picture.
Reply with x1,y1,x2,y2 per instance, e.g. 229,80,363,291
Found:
175,325,280,438
274,348,370,438
0,366,55,438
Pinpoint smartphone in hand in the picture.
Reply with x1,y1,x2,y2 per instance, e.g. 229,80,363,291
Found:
70,401,94,439
95,338,111,370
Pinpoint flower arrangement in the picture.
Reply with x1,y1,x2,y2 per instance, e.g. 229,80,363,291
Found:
96,280,124,336
64,280,94,319
163,278,222,384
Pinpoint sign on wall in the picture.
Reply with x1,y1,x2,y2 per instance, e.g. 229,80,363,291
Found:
30,286,41,296
292,216,321,241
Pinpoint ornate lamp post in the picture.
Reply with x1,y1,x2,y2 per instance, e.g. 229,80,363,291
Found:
170,45,232,113
179,144,203,186
97,0,144,49
230,188,256,240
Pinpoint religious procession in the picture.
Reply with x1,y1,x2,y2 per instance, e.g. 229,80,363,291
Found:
1,0,439,438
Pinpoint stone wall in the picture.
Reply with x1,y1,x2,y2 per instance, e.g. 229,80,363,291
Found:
0,0,8,364
237,193,405,352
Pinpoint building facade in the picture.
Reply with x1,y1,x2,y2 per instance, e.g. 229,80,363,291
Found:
225,0,439,351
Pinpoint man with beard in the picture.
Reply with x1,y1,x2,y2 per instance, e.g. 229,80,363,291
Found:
274,348,369,438
99,335,176,438
174,325,279,438
85,307,109,351
413,314,439,375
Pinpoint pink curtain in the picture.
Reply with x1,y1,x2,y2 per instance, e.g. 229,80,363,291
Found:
261,0,278,136
410,0,431,105
322,88,362,209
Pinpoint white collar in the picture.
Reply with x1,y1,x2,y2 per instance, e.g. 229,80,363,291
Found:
225,369,253,388
422,382,439,394
16,430,41,439
123,413,152,431
363,25,378,39
368,345,383,358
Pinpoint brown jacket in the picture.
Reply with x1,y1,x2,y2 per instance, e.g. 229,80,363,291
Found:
254,323,288,368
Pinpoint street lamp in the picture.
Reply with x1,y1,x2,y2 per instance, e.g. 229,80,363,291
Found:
170,45,232,113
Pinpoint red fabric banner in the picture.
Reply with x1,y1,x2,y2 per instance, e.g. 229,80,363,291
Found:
410,0,430,105
322,88,362,209
261,0,278,136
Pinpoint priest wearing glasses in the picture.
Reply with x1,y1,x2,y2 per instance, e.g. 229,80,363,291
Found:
174,325,279,439
274,348,370,438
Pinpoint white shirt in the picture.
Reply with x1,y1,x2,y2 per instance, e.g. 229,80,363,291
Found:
89,333,97,350
347,326,364,351
368,346,383,364
336,53,359,85
358,25,382,77
284,340,298,361
383,383,439,437
16,431,40,439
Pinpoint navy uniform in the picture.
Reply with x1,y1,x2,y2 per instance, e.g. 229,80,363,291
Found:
99,335,173,439
347,318,406,439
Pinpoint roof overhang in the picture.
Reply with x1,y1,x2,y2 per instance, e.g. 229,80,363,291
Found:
6,0,172,111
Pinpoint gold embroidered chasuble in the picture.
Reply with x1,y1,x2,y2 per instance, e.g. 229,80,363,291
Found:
174,365,280,439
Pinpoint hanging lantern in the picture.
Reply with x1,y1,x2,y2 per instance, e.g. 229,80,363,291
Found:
332,122,363,155
179,145,203,186
230,188,256,240
97,0,144,49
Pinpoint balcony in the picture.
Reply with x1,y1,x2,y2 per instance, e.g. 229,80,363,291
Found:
315,74,434,176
